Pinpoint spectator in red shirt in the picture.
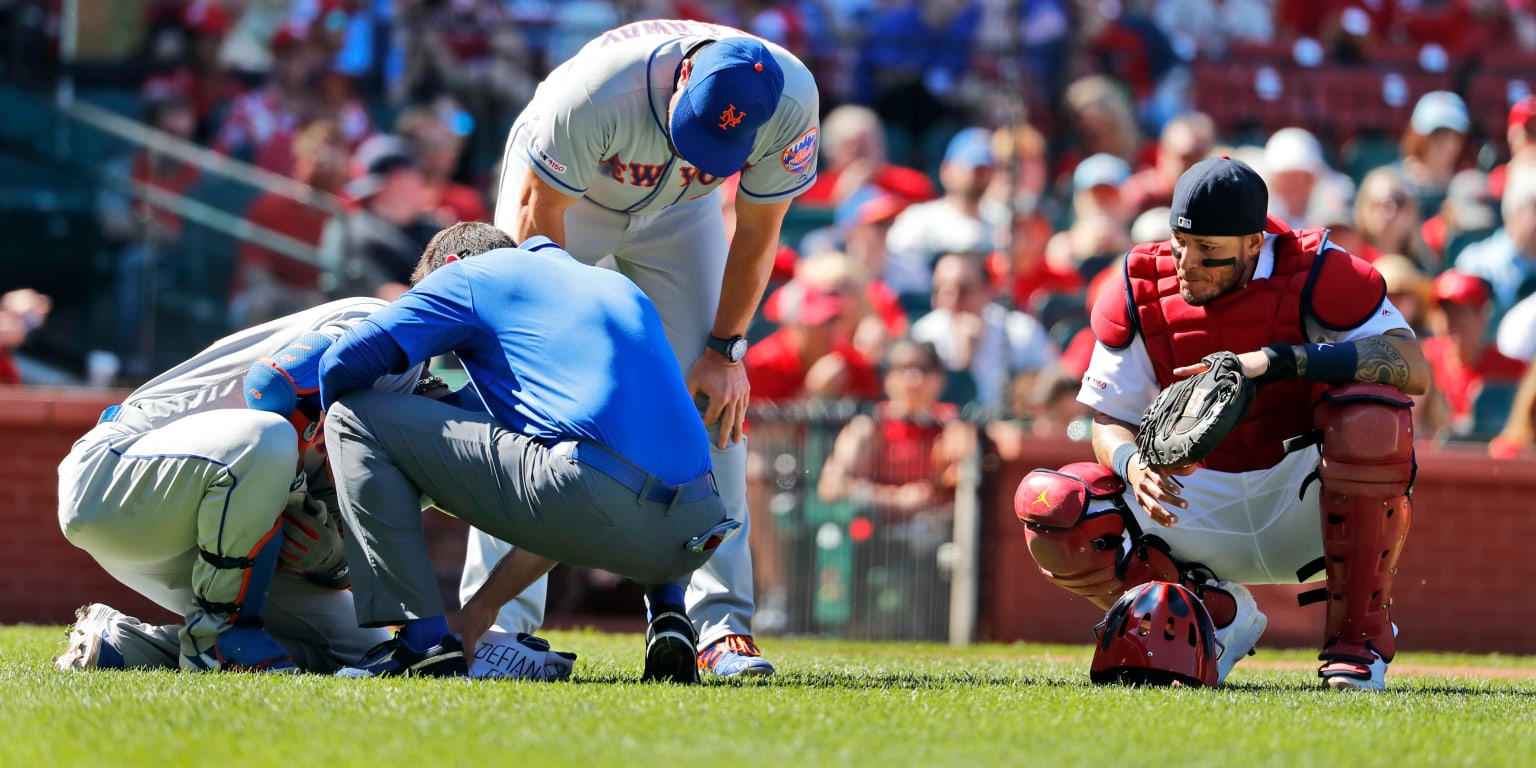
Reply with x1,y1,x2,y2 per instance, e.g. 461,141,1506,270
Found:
815,336,975,640
230,120,350,327
396,102,488,224
797,104,937,209
1421,269,1530,437
746,276,882,405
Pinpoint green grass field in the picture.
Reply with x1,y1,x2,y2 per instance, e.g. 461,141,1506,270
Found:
4,625,1535,767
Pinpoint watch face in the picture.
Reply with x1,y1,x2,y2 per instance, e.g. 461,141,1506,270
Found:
727,338,748,362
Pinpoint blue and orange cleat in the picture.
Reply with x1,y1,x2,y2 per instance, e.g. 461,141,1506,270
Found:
697,634,776,677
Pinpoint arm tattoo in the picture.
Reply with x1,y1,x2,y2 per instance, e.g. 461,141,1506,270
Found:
1353,337,1412,387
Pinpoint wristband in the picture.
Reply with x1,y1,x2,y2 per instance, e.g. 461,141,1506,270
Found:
1111,443,1140,481
1298,342,1357,384
1253,343,1297,386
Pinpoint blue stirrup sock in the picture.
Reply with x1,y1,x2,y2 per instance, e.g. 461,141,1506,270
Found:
400,616,451,652
646,584,687,619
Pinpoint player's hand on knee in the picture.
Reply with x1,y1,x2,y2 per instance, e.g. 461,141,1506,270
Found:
687,354,751,449
280,492,349,586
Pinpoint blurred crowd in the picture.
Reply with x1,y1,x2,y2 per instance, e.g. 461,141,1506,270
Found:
3,0,1535,458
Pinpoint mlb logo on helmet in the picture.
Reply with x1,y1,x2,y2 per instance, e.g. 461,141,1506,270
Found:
671,38,786,177
781,127,818,175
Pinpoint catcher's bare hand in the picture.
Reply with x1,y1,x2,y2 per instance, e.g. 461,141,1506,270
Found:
1130,456,1196,527
1173,350,1270,379
688,352,749,449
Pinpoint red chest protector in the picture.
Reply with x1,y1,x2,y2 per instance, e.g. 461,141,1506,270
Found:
1091,224,1387,472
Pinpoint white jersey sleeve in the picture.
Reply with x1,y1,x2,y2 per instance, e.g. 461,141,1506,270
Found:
1079,336,1161,425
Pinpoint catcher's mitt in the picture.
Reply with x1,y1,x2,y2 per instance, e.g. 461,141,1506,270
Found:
1137,351,1256,468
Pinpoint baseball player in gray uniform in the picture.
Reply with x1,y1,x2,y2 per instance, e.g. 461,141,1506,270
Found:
467,18,820,676
54,299,423,673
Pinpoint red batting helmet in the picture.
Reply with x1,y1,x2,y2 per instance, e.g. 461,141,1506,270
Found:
1091,581,1219,688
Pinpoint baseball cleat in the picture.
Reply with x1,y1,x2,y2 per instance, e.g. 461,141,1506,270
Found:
643,610,699,684
698,634,775,678
335,633,467,678
1320,652,1389,690
54,603,126,671
1212,582,1267,685
182,624,300,674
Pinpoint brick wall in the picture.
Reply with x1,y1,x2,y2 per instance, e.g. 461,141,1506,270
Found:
8,387,1536,655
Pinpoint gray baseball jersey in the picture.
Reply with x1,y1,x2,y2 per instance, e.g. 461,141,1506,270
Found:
512,19,820,213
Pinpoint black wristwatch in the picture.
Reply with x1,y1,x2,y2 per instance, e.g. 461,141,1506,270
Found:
707,334,749,363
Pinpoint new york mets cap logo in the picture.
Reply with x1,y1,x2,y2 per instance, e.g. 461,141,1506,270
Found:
781,127,818,175
719,105,746,130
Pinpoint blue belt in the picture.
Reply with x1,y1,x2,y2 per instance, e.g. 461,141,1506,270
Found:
98,404,122,424
567,441,717,506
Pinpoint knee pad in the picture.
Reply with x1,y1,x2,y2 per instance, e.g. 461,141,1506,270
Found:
1015,463,1185,611
1313,383,1414,664
1316,383,1415,497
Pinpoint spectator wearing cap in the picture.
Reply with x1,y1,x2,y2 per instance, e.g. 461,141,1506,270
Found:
885,127,1000,297
1260,127,1353,231
1456,160,1536,315
910,251,1058,415
796,104,937,208
794,187,911,353
745,261,883,405
396,101,488,224
321,135,440,301
231,120,350,327
1488,96,1536,200
1397,90,1470,220
1121,112,1216,217
1421,269,1528,437
1045,153,1134,283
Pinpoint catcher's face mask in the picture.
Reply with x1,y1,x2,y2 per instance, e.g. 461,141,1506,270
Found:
1090,581,1219,688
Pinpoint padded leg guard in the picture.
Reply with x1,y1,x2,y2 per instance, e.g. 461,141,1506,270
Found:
1015,463,1236,627
1315,384,1414,670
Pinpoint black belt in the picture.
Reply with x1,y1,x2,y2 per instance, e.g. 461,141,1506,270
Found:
566,441,717,506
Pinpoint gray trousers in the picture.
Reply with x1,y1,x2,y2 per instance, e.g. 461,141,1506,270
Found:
487,149,757,647
325,389,726,626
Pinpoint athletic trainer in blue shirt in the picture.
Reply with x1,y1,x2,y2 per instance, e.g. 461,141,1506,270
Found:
318,222,737,683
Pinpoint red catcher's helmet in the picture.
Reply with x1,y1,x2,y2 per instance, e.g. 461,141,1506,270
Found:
1091,581,1218,688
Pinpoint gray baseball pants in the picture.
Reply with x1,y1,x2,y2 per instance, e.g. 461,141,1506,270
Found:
325,389,727,626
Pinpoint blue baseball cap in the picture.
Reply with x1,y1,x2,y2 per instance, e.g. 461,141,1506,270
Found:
1073,153,1131,192
1169,156,1269,237
671,39,785,177
943,127,995,168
